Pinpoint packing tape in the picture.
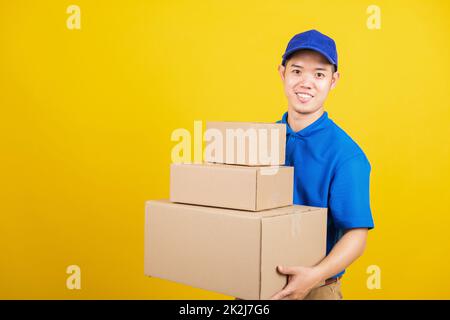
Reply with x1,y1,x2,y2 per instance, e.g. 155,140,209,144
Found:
260,166,279,176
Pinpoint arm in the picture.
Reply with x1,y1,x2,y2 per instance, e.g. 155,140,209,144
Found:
314,227,368,281
270,154,374,300
270,227,368,300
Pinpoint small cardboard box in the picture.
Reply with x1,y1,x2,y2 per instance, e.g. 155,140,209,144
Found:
205,122,286,166
170,163,293,211
144,200,327,300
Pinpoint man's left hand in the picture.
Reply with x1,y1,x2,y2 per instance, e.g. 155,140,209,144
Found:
270,265,322,300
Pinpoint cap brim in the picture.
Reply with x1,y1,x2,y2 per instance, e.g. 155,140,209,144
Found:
282,45,337,70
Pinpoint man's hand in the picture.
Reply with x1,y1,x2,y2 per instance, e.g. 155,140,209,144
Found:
270,265,322,300
270,228,369,300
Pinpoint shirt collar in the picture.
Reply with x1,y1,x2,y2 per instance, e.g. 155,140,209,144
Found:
281,111,331,137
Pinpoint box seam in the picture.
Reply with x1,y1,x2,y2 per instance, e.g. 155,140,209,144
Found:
150,201,322,219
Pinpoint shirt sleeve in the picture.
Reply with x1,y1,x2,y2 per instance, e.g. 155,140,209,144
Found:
328,153,375,230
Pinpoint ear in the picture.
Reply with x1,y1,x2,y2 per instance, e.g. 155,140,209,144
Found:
278,64,286,82
330,71,340,90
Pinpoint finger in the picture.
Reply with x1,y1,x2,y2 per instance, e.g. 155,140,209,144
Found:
277,265,296,275
270,289,291,300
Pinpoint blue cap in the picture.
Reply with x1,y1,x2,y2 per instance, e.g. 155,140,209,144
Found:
281,29,338,70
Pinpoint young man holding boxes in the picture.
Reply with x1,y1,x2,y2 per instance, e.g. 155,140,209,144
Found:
270,30,375,300
145,29,373,301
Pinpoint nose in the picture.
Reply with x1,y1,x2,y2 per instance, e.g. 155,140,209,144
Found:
296,74,314,89
299,82,312,90
295,82,313,93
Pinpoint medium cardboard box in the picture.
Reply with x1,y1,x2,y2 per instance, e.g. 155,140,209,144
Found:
144,200,327,300
170,163,294,211
205,122,286,166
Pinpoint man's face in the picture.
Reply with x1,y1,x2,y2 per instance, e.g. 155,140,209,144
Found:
278,49,339,115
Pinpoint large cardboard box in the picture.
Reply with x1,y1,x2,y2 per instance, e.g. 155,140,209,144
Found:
144,200,327,300
205,122,286,166
170,163,293,211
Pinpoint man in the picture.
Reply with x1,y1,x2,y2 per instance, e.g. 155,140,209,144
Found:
270,30,375,300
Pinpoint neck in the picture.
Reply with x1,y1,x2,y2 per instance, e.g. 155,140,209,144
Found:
287,107,325,132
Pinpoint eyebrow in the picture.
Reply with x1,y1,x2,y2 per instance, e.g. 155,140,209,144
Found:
290,64,329,71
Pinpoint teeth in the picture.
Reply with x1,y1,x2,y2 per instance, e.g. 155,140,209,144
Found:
296,93,313,98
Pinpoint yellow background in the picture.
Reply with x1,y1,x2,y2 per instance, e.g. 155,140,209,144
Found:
1,0,449,299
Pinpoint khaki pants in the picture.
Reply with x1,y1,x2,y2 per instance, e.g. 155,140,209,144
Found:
303,279,343,300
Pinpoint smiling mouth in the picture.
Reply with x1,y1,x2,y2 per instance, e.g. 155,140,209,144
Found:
296,92,314,103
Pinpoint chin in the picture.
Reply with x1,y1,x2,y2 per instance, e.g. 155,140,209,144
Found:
291,103,319,115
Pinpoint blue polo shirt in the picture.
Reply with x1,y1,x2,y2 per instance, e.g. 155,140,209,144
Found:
278,111,374,279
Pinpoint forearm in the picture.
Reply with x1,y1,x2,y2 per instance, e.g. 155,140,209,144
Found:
312,228,368,283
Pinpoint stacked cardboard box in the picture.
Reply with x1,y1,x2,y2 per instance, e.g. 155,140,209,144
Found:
144,122,327,300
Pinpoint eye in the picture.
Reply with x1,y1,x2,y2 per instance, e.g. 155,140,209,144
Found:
316,72,325,78
292,69,301,74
